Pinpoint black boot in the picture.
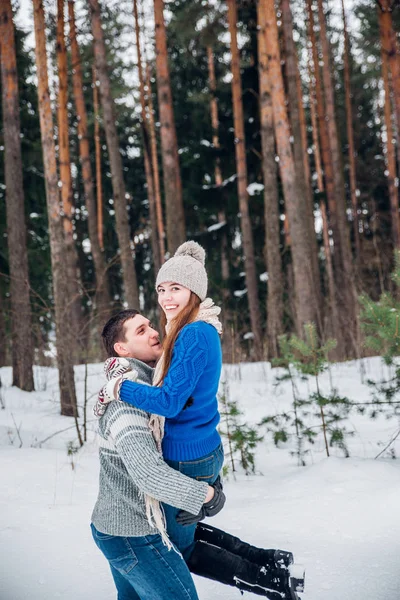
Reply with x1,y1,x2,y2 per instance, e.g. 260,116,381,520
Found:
195,522,294,570
187,539,300,599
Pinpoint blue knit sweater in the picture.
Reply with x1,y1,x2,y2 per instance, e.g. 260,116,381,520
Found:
120,321,222,461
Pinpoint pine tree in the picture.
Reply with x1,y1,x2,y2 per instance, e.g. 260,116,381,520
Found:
133,0,160,274
0,0,34,391
68,0,112,331
56,0,82,348
88,0,139,307
256,0,283,358
153,0,186,253
261,0,321,334
227,0,263,360
32,0,78,416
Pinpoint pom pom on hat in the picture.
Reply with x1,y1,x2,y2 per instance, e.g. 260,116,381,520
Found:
156,240,208,300
174,241,205,265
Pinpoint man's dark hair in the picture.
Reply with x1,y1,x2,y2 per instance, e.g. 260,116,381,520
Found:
101,309,140,357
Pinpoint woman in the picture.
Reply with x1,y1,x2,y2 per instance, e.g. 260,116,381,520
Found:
98,241,304,599
101,241,225,559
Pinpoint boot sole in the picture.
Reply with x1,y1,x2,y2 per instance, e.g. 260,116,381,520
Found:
288,564,305,599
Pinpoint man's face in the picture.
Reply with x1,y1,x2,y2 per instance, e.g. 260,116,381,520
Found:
114,315,162,366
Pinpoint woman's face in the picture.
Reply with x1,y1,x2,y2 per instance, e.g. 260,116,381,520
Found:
157,282,191,321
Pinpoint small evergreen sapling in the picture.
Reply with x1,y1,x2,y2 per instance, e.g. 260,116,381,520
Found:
260,335,310,466
219,381,263,475
359,251,400,456
261,324,353,462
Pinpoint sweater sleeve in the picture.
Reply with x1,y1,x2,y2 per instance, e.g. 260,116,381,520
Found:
119,324,208,417
107,403,208,514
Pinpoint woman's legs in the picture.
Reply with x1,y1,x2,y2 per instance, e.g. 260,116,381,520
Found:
91,525,199,600
162,443,224,560
195,522,294,570
187,539,301,600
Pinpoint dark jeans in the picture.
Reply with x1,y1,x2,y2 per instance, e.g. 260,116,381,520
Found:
91,524,199,600
163,443,224,560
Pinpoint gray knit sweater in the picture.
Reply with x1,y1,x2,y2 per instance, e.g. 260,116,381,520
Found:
91,359,209,536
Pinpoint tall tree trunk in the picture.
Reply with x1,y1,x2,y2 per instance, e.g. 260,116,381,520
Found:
379,7,400,249
146,63,166,263
261,0,321,333
206,45,230,295
281,0,320,306
0,0,34,391
320,199,340,344
256,1,283,358
307,50,340,343
153,0,185,253
207,44,231,360
341,0,359,259
68,0,112,329
227,0,263,359
56,0,82,347
0,286,7,367
32,0,77,416
88,0,139,307
133,0,160,273
307,0,336,222
307,51,324,192
316,0,357,353
92,66,104,251
378,0,400,156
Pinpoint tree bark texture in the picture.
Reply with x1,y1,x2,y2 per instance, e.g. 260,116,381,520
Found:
92,67,104,251
256,1,284,358
227,0,263,359
379,7,400,249
56,0,82,343
133,0,160,273
0,288,7,367
316,0,357,353
207,45,230,294
306,50,341,345
68,0,112,328
307,0,336,219
146,63,166,263
262,0,321,333
32,0,78,416
341,0,360,258
153,0,186,253
378,0,400,161
0,0,34,391
89,0,139,307
307,51,324,192
320,199,340,346
280,0,321,317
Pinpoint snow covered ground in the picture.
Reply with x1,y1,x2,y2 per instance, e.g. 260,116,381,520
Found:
1,357,399,600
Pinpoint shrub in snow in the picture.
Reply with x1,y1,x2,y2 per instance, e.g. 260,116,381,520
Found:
260,324,354,465
218,380,263,476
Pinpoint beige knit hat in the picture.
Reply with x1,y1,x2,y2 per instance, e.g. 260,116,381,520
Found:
155,241,208,301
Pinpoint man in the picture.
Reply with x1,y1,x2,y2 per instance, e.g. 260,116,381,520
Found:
91,309,225,600
92,310,304,600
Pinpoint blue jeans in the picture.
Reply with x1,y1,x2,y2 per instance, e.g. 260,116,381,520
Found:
91,524,199,600
163,443,224,561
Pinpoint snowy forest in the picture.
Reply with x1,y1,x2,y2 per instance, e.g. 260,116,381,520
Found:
2,0,400,407
1,2,400,599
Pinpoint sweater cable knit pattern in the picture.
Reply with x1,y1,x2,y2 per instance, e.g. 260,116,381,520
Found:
120,321,222,461
91,359,208,539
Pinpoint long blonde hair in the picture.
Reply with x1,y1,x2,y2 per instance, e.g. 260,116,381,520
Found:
156,292,201,385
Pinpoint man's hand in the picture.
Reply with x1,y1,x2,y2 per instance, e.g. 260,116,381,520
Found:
175,476,225,526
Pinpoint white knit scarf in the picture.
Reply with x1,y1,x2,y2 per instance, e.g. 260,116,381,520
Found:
145,297,222,547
